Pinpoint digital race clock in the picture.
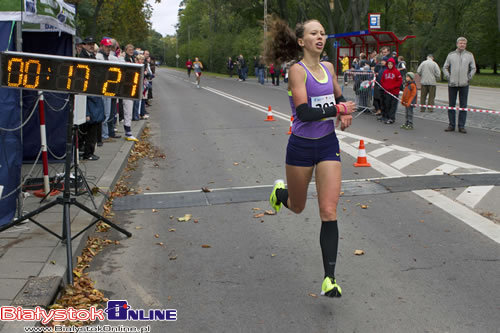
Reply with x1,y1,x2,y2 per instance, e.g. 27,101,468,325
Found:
0,51,144,99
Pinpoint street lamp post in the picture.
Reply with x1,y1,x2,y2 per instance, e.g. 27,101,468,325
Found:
176,33,179,68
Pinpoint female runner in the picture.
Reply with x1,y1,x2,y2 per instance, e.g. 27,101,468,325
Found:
266,18,356,297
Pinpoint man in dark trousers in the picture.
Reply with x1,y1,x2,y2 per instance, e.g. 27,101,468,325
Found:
78,37,105,160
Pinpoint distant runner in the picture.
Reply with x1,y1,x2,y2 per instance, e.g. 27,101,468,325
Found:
186,58,193,78
193,57,203,88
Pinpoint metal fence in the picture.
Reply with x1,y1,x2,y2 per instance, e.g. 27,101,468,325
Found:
343,69,375,114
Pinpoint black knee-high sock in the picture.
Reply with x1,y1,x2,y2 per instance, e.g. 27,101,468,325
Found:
275,188,289,208
320,220,339,278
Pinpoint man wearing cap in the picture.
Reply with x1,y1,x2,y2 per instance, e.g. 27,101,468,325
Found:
417,54,441,113
443,37,476,133
74,37,83,56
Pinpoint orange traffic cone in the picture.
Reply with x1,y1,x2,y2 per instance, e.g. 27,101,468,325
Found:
353,140,371,167
265,105,276,121
287,116,294,134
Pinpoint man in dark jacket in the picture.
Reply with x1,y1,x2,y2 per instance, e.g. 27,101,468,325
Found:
78,37,105,160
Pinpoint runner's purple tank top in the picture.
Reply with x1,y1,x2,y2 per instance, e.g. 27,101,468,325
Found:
288,61,336,139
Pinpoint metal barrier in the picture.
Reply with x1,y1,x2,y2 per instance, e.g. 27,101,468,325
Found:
344,69,375,115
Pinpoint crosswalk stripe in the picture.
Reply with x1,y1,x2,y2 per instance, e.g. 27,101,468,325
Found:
456,186,495,208
426,163,459,175
391,154,424,170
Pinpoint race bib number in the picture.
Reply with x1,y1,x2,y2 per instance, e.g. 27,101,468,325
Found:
310,94,336,121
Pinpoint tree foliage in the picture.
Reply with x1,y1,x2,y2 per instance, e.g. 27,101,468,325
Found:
161,0,499,74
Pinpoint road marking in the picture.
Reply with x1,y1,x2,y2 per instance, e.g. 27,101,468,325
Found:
426,163,459,175
369,147,394,158
414,190,500,244
456,186,495,208
391,154,424,170
164,76,499,243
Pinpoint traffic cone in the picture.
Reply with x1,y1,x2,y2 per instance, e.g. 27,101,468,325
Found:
265,105,276,121
287,116,294,134
353,140,371,167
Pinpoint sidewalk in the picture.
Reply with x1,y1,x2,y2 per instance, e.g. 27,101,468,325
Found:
0,118,146,329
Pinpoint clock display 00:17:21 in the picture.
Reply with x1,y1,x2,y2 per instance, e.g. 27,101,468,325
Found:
5,57,141,98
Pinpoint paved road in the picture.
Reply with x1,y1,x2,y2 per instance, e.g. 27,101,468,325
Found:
89,68,500,333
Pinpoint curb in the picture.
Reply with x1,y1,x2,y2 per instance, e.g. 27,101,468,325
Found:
0,121,147,333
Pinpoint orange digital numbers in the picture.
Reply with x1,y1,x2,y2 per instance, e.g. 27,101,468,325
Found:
75,64,90,91
23,60,41,89
7,58,24,87
131,72,140,97
66,65,74,90
102,67,122,96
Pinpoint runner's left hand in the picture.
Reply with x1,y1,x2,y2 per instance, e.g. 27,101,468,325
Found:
337,114,352,131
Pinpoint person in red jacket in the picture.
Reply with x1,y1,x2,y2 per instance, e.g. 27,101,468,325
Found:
186,58,193,78
380,57,402,124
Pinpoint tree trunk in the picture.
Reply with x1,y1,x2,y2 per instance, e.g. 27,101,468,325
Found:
278,0,288,22
91,0,105,40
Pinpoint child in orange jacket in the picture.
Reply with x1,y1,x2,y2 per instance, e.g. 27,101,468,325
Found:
401,72,417,129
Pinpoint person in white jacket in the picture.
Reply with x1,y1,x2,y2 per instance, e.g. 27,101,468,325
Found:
417,54,441,113
442,37,476,133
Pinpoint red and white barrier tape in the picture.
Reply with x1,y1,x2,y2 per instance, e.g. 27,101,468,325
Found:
373,81,500,115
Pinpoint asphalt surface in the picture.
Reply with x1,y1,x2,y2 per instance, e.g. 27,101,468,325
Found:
88,68,500,333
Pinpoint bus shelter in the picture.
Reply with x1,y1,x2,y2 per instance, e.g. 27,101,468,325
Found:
328,30,415,75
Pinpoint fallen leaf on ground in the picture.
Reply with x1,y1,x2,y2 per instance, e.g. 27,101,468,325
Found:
252,208,261,211
154,234,160,238
354,249,365,255
233,162,239,166
360,205,368,209
50,260,56,265
169,215,174,219
264,210,276,215
152,209,158,213
271,253,277,257
135,226,142,229
169,256,177,260
193,219,199,223
201,187,212,192
308,293,318,298
419,220,424,223
178,214,192,222
201,244,211,248
156,242,164,246
253,213,265,218
168,228,176,232
340,192,344,195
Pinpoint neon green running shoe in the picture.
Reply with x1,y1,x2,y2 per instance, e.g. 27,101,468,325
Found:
269,179,285,213
321,276,342,297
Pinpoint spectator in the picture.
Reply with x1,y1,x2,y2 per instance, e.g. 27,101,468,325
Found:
96,38,114,143
417,54,441,113
79,37,105,159
373,56,386,117
352,57,359,69
369,50,378,68
135,54,149,119
254,56,259,79
443,37,476,133
235,58,242,80
238,54,247,81
227,57,234,77
321,51,329,61
380,57,402,124
401,72,417,129
341,55,349,84
353,65,372,109
122,44,139,141
74,36,83,56
270,63,280,86
258,56,265,85
359,53,368,68
397,56,407,90
380,46,390,58
186,58,193,78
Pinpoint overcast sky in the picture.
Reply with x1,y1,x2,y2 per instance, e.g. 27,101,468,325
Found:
149,0,182,37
